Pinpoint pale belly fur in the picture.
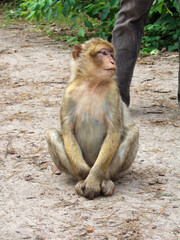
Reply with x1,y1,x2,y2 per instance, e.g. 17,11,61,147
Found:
72,85,108,166
74,113,107,167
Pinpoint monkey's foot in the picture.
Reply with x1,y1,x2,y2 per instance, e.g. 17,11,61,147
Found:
75,179,101,200
101,180,115,196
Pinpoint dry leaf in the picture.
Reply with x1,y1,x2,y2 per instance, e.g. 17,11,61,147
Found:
86,226,94,233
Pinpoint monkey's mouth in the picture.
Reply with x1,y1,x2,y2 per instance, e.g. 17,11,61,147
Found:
105,67,116,71
105,68,116,73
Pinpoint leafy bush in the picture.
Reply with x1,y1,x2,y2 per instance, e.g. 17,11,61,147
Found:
3,0,180,53
142,0,180,53
19,0,120,42
20,0,62,22
2,0,23,19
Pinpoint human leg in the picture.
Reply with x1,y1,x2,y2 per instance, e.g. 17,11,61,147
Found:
178,0,180,106
112,0,153,106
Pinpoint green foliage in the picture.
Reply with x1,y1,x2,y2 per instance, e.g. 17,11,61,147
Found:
16,0,120,43
141,0,180,53
19,0,63,22
2,0,23,19
2,0,180,53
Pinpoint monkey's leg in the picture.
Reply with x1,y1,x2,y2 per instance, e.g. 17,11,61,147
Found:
105,124,139,183
45,128,75,177
101,125,139,196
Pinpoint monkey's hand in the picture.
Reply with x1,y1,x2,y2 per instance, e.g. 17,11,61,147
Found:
76,164,91,180
101,179,115,196
75,176,101,200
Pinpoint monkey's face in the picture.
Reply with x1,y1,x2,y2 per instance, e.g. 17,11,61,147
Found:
92,47,117,79
72,38,117,81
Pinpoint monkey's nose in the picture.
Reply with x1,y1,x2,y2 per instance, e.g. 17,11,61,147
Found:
111,59,116,65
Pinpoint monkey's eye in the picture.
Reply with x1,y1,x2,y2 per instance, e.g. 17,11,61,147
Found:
110,53,114,59
100,50,108,55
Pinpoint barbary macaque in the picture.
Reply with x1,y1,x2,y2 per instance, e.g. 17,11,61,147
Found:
45,38,139,199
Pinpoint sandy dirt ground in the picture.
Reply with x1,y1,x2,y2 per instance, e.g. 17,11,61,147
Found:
0,21,180,240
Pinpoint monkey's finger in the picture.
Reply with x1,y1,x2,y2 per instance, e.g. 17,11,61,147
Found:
75,180,85,196
83,186,101,200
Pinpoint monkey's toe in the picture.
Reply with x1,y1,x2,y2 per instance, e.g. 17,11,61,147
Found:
101,179,115,196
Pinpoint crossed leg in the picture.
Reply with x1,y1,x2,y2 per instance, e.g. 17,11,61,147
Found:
45,125,139,197
102,124,139,196
45,128,75,176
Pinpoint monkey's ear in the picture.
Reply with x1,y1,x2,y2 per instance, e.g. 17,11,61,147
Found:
72,45,82,60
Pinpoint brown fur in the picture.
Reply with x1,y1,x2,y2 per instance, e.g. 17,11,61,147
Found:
45,38,139,199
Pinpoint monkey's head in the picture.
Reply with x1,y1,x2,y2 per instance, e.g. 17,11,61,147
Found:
71,38,117,81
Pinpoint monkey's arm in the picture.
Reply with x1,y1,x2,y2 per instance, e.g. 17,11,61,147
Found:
63,132,90,179
75,91,122,199
61,94,90,179
87,89,122,182
88,127,121,182
75,127,121,199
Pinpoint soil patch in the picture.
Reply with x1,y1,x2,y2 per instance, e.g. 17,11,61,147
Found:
0,22,179,240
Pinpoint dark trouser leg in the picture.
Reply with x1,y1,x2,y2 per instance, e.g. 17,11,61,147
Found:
178,0,180,106
112,0,153,106
178,37,180,106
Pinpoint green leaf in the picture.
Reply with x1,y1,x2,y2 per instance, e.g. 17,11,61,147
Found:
43,2,50,12
101,7,110,21
85,4,97,14
69,0,75,7
36,12,42,22
155,36,160,41
62,1,70,17
71,23,78,30
173,1,179,12
26,10,35,20
78,29,86,37
37,0,45,9
70,14,78,21
168,45,177,51
84,20,93,29
150,49,159,55
92,6,105,15
157,3,163,14
46,8,52,22
98,31,106,39
110,0,120,7
20,2,30,8
47,0,53,6
52,7,58,19
173,33,178,40
29,3,38,11
66,36,76,43
38,0,46,8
